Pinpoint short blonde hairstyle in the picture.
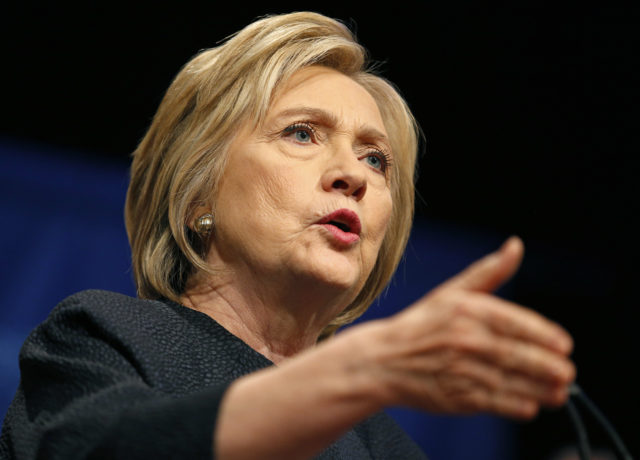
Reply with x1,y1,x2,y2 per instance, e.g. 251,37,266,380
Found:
125,11,420,338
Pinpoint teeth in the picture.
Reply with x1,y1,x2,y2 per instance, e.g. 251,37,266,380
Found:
330,221,351,232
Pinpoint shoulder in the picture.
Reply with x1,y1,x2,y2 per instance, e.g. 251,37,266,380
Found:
53,289,167,317
4,290,232,459
19,290,191,377
23,290,272,391
20,290,173,369
16,290,200,398
42,289,200,335
28,289,221,356
25,290,172,347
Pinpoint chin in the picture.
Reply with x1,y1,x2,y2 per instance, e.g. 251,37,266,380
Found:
297,252,366,292
318,271,361,291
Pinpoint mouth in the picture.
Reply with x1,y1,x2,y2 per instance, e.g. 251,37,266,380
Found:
331,221,352,233
317,209,362,235
316,209,362,244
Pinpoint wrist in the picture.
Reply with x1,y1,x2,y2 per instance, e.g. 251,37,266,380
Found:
328,319,398,411
215,321,395,460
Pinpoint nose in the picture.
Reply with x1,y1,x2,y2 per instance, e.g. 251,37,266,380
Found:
321,142,367,201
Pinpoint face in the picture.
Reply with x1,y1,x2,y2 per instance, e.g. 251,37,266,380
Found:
207,66,393,302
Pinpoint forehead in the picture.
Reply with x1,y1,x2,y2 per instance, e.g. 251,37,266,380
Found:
268,66,387,135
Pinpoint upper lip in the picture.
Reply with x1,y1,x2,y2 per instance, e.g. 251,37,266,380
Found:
316,209,362,235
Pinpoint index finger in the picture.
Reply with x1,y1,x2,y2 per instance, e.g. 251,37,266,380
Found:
464,292,574,355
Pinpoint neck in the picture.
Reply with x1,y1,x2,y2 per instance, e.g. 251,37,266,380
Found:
180,274,354,364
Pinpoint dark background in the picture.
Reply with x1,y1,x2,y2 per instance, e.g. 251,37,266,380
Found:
2,2,638,459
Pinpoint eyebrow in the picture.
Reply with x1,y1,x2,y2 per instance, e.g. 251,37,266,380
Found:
272,106,392,151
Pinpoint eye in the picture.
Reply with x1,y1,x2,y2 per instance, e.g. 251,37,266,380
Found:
282,122,315,144
364,155,382,169
361,150,392,174
294,130,311,143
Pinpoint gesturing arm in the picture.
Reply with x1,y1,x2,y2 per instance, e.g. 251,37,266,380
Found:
215,237,575,459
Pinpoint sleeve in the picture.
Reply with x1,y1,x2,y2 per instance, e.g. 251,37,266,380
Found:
0,300,227,460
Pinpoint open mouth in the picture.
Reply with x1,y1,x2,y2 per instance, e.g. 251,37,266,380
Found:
329,220,352,233
316,209,362,236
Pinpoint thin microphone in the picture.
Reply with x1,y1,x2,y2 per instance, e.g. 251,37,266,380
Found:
566,383,634,460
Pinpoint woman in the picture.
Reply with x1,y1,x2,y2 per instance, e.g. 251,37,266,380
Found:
0,12,575,459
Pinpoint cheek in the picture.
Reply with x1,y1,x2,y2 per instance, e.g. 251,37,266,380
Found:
359,192,393,276
222,159,310,235
253,165,311,221
368,192,394,247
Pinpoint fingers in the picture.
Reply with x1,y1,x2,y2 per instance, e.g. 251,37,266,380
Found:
499,370,570,407
442,236,525,293
386,236,578,420
486,392,540,420
430,236,572,355
476,371,569,419
433,358,568,419
449,359,570,414
500,338,575,384
440,323,575,388
421,292,576,394
432,360,537,418
462,291,574,355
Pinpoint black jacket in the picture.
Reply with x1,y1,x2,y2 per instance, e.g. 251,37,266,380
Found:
0,290,426,459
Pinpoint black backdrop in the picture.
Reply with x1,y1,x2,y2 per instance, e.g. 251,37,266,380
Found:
2,3,638,459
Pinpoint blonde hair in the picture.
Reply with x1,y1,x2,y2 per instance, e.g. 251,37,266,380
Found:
125,12,420,337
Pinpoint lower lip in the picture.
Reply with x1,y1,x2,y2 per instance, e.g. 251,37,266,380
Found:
319,224,360,245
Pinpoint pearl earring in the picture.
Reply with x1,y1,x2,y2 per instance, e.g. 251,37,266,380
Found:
194,213,214,236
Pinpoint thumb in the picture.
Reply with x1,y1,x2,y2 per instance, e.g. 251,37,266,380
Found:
442,236,525,293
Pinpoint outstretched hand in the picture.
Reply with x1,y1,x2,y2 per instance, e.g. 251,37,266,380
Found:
215,237,576,460
367,236,575,419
